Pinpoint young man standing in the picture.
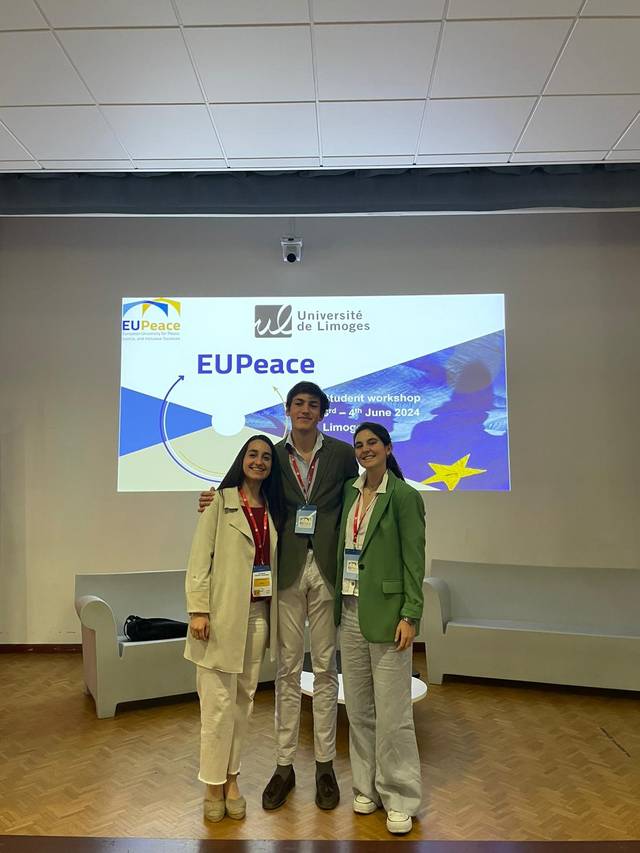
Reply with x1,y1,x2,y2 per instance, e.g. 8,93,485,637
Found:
199,381,357,811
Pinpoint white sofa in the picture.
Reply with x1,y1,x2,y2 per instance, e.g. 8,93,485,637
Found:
422,559,640,691
75,570,277,718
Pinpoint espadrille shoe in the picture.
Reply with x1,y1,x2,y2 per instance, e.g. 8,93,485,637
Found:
203,792,225,823
225,795,247,820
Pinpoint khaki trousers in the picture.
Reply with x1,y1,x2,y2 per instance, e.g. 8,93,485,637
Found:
197,600,269,785
275,550,338,764
340,595,422,815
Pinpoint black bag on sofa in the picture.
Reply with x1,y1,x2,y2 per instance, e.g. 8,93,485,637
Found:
123,614,188,641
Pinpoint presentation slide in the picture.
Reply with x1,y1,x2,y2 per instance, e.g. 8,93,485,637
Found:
118,295,509,492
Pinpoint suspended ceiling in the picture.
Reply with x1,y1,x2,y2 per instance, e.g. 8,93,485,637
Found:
1,0,640,173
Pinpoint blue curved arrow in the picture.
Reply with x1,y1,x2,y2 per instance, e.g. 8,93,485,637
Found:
159,376,219,483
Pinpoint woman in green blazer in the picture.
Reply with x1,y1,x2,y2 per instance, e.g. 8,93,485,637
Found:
335,422,425,835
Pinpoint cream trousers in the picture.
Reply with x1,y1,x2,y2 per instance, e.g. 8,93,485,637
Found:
275,549,338,764
196,600,269,785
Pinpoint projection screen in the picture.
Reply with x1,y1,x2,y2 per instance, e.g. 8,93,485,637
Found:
118,294,509,492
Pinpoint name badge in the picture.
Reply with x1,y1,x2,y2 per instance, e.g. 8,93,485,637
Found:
252,564,272,598
295,505,317,535
343,548,361,581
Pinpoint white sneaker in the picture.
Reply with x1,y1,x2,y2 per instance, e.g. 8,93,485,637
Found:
353,794,378,814
386,810,412,834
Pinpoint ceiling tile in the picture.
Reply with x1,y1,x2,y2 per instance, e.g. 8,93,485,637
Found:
37,0,178,27
0,160,40,170
133,159,225,169
41,159,132,169
175,0,308,25
58,29,202,103
548,20,640,95
417,153,509,163
320,100,423,155
448,0,581,18
432,20,570,97
0,122,32,158
315,23,440,100
615,113,640,149
419,97,534,154
227,157,321,167
0,31,90,105
582,0,640,15
607,149,640,161
323,155,414,165
212,103,318,157
102,105,222,158
186,26,315,102
0,106,128,158
313,1,445,22
0,0,46,29
518,95,640,151
510,151,607,162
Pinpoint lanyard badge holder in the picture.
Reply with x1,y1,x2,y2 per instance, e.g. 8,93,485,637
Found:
239,489,273,598
295,505,317,534
342,547,360,596
343,548,360,580
252,565,272,598
290,451,319,535
342,492,376,595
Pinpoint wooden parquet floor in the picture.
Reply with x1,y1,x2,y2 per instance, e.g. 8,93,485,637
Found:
0,651,638,841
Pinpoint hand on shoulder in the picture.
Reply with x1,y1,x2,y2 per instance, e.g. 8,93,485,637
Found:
198,487,216,514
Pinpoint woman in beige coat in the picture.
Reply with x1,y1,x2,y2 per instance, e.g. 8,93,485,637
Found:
185,434,284,822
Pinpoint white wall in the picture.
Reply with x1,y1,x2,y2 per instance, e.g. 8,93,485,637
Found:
1,213,639,643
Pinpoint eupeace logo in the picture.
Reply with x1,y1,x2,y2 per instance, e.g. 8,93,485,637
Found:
122,297,182,335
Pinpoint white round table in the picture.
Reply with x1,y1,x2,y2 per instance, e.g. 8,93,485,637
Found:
300,671,427,704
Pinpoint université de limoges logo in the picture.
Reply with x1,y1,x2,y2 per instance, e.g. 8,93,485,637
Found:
254,304,292,338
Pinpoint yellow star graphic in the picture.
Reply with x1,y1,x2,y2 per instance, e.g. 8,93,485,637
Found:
422,454,487,491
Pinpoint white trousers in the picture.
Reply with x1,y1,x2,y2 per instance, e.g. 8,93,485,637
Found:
275,550,338,764
340,595,422,815
196,600,269,785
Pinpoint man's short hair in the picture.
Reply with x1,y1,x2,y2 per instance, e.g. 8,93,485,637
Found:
286,382,330,416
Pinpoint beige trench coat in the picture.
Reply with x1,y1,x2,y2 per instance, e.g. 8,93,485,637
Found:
184,487,278,673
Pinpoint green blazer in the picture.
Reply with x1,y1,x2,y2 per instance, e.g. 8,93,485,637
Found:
276,433,359,590
334,471,426,643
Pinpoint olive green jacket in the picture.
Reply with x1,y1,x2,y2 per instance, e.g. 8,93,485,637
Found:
276,433,358,590
334,471,426,643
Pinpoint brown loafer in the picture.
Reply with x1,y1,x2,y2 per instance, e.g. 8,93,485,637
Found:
262,767,296,810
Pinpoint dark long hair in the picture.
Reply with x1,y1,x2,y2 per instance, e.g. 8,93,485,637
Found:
218,434,285,531
353,422,405,480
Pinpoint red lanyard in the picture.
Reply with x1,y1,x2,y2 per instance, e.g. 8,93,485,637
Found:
289,451,319,501
239,489,269,564
352,492,377,546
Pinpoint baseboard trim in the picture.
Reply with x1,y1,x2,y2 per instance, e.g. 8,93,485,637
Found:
1,641,423,655
0,644,82,653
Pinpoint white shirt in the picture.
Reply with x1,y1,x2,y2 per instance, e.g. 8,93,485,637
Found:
342,470,389,598
285,430,324,500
